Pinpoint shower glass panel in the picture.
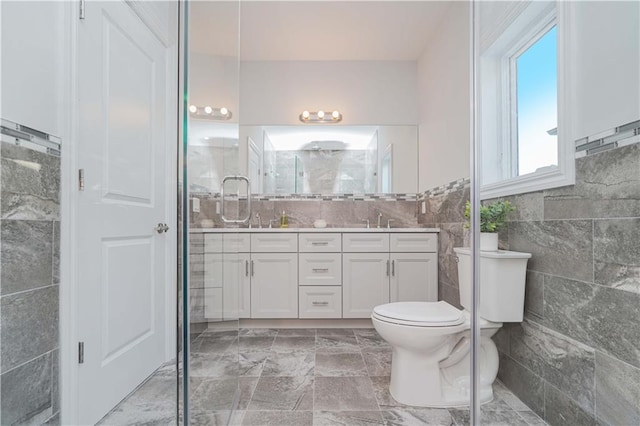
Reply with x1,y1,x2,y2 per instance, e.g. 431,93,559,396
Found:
181,1,242,424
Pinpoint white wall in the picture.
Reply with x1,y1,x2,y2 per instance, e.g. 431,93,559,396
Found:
572,1,640,139
417,2,471,191
416,1,640,192
239,61,419,126
1,1,66,136
188,53,239,123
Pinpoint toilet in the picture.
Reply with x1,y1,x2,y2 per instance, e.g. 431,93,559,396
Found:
371,247,531,408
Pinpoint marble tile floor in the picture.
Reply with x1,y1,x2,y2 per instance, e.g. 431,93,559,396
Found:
100,328,547,426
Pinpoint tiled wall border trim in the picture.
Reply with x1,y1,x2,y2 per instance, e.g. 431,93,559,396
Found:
190,193,419,201
575,118,640,158
419,178,470,199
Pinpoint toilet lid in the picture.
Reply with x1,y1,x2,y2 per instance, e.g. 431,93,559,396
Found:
373,301,465,326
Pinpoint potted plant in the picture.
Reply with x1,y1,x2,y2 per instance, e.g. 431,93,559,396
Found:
464,200,515,251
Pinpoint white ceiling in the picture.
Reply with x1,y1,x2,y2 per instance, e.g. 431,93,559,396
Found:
189,1,452,61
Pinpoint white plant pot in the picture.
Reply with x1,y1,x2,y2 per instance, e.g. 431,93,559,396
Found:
480,232,499,252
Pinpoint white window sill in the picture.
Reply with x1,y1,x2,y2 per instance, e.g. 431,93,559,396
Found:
480,166,574,199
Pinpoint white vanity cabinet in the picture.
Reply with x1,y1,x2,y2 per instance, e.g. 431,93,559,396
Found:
342,233,438,318
223,234,251,319
389,234,438,303
203,234,251,321
250,234,298,318
342,234,391,318
201,230,438,321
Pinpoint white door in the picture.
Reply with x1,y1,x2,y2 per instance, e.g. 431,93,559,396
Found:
250,253,298,318
76,2,172,423
390,253,438,302
342,253,390,318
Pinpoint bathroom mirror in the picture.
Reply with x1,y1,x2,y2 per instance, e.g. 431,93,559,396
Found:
240,125,418,194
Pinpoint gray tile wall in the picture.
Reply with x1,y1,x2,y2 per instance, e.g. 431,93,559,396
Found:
489,143,640,426
417,182,470,308
0,143,61,424
190,197,420,229
418,142,639,426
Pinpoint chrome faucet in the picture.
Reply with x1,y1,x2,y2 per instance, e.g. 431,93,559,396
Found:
269,218,279,229
255,212,262,228
387,219,396,229
361,218,370,229
377,212,383,228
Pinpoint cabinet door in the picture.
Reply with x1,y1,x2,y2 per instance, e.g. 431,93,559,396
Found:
251,253,298,318
222,253,251,320
204,253,223,320
390,253,438,303
342,253,390,318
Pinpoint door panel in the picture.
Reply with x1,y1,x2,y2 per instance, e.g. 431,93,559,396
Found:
390,253,438,302
250,253,298,318
77,2,170,424
342,253,390,318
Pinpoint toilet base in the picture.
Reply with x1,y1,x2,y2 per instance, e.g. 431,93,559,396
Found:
386,335,500,408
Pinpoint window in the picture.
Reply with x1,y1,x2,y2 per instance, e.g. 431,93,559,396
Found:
479,1,573,198
513,25,557,176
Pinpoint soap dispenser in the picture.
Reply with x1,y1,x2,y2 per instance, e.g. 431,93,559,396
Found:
280,210,288,228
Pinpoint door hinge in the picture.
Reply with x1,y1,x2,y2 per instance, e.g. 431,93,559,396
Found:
78,341,85,364
78,169,85,191
79,0,86,20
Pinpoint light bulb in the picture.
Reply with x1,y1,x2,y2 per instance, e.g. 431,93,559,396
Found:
302,110,310,119
317,110,325,119
220,107,228,115
189,105,197,113
204,106,213,114
332,110,340,119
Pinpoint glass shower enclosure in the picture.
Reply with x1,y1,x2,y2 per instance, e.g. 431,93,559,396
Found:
179,0,244,424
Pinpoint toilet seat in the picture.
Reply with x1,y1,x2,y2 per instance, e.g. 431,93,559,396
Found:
372,301,465,327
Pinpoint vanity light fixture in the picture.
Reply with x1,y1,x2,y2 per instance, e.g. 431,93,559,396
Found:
299,110,342,123
189,105,232,120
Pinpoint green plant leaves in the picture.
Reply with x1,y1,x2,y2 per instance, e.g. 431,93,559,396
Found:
464,200,515,233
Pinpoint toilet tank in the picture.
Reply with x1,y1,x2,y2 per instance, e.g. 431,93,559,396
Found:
454,247,531,322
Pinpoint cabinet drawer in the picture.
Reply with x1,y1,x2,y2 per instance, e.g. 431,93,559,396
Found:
251,233,298,252
390,233,438,253
222,234,251,252
299,233,341,252
342,233,389,252
299,253,342,286
299,286,342,319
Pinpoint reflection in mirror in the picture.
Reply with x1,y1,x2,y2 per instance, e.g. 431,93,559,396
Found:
187,121,239,193
242,125,417,194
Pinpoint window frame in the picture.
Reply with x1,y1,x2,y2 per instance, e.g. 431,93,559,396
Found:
480,1,574,199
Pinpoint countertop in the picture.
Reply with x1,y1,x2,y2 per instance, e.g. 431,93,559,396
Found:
189,227,440,233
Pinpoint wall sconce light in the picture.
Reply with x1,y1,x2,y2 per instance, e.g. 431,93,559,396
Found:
189,105,232,120
299,110,342,123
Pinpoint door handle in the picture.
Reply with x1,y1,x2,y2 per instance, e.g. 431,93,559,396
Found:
155,223,169,234
245,260,249,277
386,260,390,277
251,260,255,277
392,260,395,277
